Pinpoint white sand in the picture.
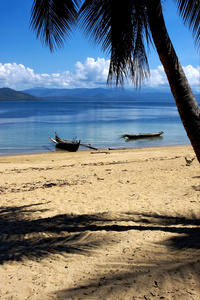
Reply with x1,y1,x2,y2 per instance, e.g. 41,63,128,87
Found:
0,145,200,299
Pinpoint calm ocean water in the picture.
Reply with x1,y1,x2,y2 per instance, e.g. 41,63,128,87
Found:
0,98,190,155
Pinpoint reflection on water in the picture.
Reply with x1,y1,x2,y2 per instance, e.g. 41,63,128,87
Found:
125,136,164,143
0,99,189,155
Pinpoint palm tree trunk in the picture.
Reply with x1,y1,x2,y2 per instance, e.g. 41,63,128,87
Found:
146,0,200,162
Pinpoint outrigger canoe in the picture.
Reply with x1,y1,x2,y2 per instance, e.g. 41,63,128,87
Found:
121,131,164,139
49,133,80,152
49,133,98,151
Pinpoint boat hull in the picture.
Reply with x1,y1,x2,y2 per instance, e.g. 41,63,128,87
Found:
121,131,164,139
50,133,80,152
55,141,80,152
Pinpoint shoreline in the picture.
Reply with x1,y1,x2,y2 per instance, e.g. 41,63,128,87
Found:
1,144,200,299
0,142,191,158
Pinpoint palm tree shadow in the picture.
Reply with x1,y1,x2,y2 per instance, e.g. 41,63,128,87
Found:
0,203,108,263
126,212,200,249
1,204,200,265
50,211,200,299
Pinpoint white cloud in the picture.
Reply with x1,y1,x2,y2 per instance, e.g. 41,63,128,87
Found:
75,57,110,85
183,65,200,89
0,59,199,92
0,58,110,90
145,65,200,92
147,65,167,86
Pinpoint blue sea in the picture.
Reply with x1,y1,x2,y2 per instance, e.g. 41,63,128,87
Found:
0,98,190,156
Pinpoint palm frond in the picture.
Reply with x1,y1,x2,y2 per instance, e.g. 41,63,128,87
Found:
30,0,80,51
175,0,200,49
79,0,152,87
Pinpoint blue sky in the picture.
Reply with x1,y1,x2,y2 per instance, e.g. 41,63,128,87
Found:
0,0,199,91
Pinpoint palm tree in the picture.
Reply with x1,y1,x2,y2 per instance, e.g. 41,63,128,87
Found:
30,0,200,162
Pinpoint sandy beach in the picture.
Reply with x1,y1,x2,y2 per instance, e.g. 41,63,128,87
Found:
0,145,200,299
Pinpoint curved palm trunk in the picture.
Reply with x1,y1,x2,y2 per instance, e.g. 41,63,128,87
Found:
146,1,200,162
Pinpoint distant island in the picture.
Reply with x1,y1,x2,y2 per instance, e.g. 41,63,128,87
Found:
0,87,40,101
23,87,175,102
0,86,173,102
1,86,198,103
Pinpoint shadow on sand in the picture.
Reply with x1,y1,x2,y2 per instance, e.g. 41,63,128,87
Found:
1,203,200,298
1,203,200,262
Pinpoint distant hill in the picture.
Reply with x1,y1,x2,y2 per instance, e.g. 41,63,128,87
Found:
23,87,126,98
0,87,40,101
23,87,175,102
23,87,200,105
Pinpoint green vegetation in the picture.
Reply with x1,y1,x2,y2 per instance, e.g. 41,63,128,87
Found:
0,88,40,101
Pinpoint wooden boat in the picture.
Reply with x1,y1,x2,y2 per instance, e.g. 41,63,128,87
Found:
49,133,80,152
121,131,164,139
50,133,98,151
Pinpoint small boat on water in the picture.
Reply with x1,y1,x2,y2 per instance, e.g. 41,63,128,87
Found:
49,133,80,152
49,133,98,151
121,131,164,139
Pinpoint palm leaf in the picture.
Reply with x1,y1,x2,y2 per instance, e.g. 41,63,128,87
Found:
30,0,80,51
175,0,200,49
79,0,152,87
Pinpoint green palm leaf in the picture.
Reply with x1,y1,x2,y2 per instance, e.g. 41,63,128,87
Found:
175,0,200,49
30,0,80,51
79,0,152,87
